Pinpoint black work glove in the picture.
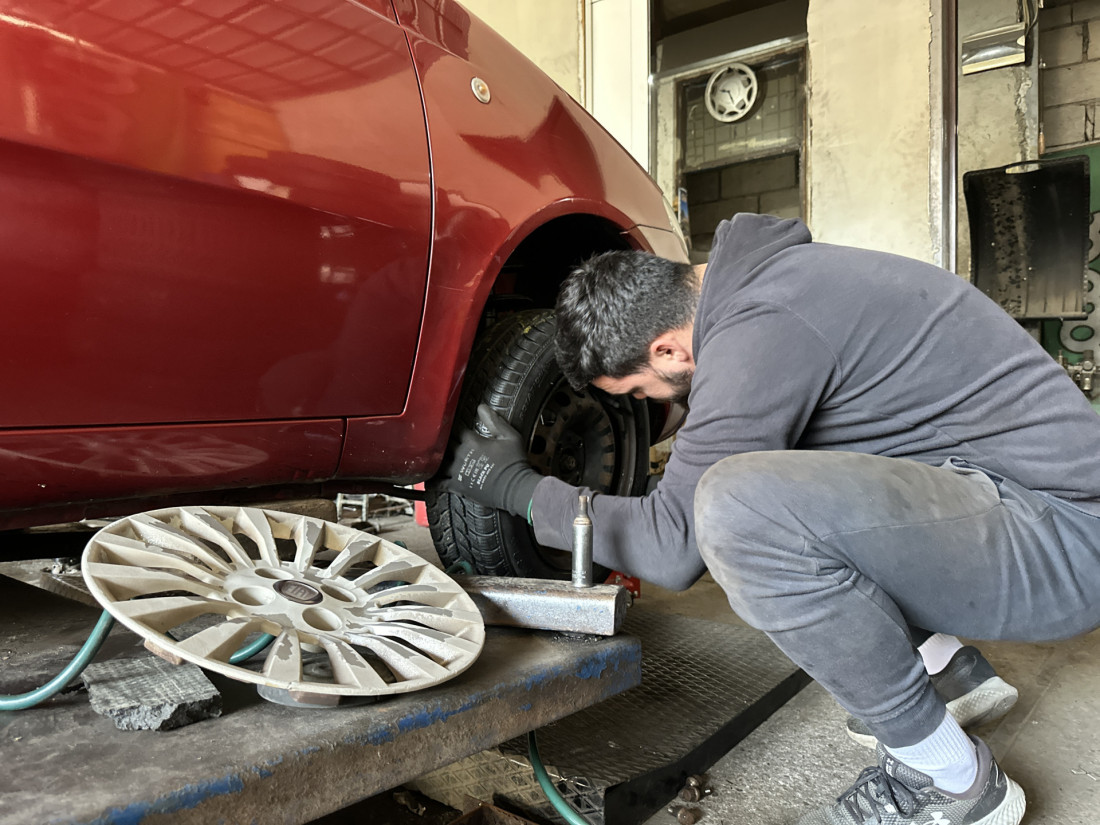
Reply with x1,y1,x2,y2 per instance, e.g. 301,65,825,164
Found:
437,404,542,520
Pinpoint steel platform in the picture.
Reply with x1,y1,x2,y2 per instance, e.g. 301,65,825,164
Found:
0,575,641,825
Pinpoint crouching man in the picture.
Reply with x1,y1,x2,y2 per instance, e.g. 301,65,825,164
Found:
439,213,1100,824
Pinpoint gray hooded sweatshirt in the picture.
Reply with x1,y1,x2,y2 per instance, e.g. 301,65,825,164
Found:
532,213,1100,590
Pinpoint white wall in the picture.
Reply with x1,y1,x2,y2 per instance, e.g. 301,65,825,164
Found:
588,0,651,168
805,0,941,264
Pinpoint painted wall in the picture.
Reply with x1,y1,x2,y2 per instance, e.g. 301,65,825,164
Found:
590,0,651,167
805,0,940,264
804,0,1040,272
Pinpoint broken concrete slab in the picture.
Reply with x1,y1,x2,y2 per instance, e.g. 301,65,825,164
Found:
82,655,222,731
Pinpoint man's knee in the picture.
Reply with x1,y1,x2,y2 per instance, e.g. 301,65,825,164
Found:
694,452,827,630
695,451,804,555
694,451,814,573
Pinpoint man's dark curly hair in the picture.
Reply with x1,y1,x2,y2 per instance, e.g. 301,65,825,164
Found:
555,250,699,390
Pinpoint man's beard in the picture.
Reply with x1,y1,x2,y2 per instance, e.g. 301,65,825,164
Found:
654,367,693,406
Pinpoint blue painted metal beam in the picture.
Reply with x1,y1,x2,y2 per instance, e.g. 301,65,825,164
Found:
1,577,641,825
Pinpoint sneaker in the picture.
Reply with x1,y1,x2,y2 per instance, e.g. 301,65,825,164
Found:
796,736,1026,825
846,646,1019,748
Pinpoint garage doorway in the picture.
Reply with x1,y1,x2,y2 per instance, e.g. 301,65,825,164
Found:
653,43,806,263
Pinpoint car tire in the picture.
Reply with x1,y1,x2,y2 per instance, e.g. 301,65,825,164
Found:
426,309,650,579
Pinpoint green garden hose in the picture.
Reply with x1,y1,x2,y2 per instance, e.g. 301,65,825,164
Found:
228,633,276,664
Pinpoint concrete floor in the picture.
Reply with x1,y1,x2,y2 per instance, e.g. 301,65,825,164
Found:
5,508,1100,824
638,630,1100,825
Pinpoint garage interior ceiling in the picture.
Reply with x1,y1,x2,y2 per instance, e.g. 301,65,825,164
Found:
652,0,791,39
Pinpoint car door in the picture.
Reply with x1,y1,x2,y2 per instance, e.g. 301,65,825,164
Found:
0,0,431,514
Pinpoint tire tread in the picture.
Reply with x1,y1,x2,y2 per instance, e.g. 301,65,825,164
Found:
427,308,646,578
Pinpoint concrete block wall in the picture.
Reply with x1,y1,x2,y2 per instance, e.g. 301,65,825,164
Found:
1042,1,1100,151
685,154,800,254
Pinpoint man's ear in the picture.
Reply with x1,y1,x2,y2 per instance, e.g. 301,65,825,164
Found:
649,329,692,365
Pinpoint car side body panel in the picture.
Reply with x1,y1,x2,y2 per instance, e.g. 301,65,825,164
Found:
0,0,684,529
0,1,431,523
0,419,344,512
339,0,682,481
0,0,431,426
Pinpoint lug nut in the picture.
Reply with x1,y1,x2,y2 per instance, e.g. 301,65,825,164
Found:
679,786,702,803
677,807,701,825
685,775,704,788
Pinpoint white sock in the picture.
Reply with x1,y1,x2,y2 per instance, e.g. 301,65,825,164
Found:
918,633,964,675
885,714,978,794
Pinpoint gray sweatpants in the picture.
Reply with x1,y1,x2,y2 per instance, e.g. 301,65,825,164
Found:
694,450,1100,747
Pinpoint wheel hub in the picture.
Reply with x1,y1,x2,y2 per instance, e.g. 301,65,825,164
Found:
273,579,324,605
528,383,616,490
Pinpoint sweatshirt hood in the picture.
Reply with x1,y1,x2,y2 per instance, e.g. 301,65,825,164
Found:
694,213,812,341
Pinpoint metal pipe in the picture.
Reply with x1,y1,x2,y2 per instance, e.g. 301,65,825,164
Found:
453,576,629,636
942,0,958,274
572,495,593,588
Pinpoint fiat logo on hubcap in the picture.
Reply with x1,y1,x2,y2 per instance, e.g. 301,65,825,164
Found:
274,579,323,605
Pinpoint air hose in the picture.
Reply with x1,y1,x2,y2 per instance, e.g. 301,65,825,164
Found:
1,608,274,712
0,609,115,711
528,730,593,825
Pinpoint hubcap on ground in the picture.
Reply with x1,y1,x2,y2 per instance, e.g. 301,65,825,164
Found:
82,506,485,698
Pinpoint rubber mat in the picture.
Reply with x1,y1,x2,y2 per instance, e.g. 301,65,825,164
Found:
412,608,809,825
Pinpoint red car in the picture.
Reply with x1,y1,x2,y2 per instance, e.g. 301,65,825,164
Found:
0,0,686,576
